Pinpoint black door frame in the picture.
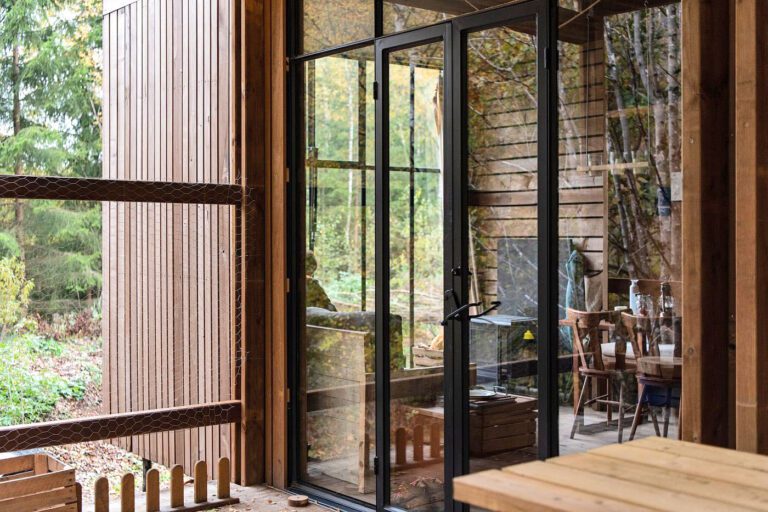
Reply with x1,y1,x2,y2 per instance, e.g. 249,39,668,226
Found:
287,1,559,510
448,6,557,512
374,22,452,511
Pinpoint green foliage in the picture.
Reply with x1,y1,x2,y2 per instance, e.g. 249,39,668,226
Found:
0,257,33,333
0,333,94,426
0,0,103,313
0,231,20,258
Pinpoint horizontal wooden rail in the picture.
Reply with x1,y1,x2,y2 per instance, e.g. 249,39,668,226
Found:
0,401,241,452
0,175,242,205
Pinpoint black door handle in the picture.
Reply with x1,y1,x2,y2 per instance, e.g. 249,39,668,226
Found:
469,301,501,320
441,301,481,326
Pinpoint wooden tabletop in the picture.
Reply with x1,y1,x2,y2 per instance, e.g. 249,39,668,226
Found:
453,437,768,511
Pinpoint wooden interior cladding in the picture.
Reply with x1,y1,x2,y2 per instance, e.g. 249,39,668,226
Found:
101,0,234,478
469,24,607,310
735,0,768,454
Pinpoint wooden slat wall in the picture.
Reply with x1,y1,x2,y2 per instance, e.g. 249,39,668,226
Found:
101,0,233,478
470,32,606,307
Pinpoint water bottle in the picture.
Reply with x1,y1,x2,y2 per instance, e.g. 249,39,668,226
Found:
629,279,640,314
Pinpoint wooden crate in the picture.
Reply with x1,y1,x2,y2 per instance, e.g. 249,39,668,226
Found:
412,346,443,368
0,453,78,512
469,395,537,457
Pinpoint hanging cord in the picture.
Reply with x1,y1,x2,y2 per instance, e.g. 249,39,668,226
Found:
645,0,653,163
559,0,603,30
584,7,592,168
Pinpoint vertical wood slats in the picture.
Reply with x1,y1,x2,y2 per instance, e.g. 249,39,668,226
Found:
469,30,607,306
102,0,233,479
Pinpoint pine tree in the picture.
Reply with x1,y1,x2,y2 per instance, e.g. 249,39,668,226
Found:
0,0,102,313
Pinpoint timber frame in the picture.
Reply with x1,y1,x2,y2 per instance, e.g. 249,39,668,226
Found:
0,0,761,496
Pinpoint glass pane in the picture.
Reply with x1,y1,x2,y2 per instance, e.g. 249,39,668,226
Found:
387,41,445,511
558,4,683,454
465,22,539,477
301,0,374,54
299,46,376,504
384,0,513,34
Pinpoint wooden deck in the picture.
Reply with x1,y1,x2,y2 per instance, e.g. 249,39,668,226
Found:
302,405,678,506
91,483,333,512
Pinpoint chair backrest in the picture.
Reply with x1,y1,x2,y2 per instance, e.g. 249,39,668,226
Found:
564,309,613,370
621,312,647,357
621,313,682,357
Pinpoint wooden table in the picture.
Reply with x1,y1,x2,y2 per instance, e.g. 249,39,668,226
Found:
453,437,768,511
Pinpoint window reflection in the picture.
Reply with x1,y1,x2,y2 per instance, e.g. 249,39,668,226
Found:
557,2,683,453
299,47,376,504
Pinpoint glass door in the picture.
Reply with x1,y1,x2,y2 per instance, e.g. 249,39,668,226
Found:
375,24,451,511
461,9,542,474
449,4,555,508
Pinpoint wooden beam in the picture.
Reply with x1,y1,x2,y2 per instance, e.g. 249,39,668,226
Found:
230,0,244,487
735,0,768,454
0,175,242,205
681,0,731,446
0,402,241,452
239,0,267,486
266,0,288,489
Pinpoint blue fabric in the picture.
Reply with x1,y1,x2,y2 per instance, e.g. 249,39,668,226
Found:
563,245,586,350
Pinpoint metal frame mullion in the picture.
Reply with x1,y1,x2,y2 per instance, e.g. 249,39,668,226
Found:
375,23,448,512
537,0,560,460
374,40,391,510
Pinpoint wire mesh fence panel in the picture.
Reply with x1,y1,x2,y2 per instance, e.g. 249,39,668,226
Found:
0,198,240,480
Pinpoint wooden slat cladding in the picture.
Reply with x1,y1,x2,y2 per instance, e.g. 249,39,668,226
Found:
469,23,607,308
101,0,233,479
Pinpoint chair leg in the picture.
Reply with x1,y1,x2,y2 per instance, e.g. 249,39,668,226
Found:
649,407,661,436
629,383,646,441
570,375,590,439
617,380,625,444
606,381,613,425
659,385,673,438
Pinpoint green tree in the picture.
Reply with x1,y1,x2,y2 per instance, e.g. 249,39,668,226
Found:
0,0,102,313
0,257,32,339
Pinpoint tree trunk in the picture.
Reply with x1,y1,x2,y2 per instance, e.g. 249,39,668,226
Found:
665,5,682,280
607,21,650,277
12,45,24,249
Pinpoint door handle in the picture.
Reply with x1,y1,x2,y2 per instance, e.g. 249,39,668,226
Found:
441,301,481,326
469,301,501,320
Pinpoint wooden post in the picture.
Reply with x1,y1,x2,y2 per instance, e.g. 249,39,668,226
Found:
194,460,208,503
395,428,407,465
170,464,184,508
94,477,109,512
266,0,289,489
681,0,732,446
145,468,160,512
735,0,768,454
238,0,267,486
413,425,424,462
76,482,82,512
120,473,135,512
430,423,441,459
217,457,231,499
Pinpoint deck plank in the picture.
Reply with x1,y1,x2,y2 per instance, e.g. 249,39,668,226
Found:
551,453,768,511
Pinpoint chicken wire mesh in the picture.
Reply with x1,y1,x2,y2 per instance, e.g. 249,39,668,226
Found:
0,194,245,477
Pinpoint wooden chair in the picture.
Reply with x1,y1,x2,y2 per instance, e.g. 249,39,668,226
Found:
622,312,682,440
563,309,635,443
